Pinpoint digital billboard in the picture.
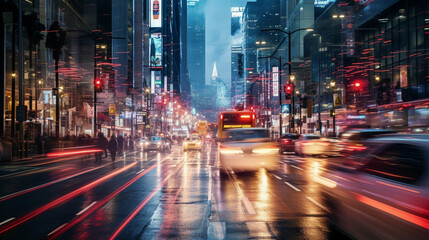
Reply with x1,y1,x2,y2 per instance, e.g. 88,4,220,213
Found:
149,0,162,28
149,32,162,68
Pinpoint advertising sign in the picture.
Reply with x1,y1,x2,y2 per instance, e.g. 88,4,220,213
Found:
272,67,279,97
149,0,162,28
400,66,408,88
149,32,162,68
281,104,290,114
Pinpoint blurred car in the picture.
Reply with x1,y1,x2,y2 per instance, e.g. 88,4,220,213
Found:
136,137,148,151
319,134,429,240
337,129,395,156
295,134,339,157
144,136,171,152
218,128,279,172
183,136,203,151
277,134,300,154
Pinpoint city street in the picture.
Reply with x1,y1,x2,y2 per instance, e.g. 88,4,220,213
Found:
0,144,348,239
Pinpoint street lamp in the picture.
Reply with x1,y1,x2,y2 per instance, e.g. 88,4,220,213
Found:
261,27,314,133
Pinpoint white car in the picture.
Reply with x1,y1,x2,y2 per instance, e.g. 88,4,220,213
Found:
319,134,429,240
183,136,203,151
219,128,279,172
295,134,338,156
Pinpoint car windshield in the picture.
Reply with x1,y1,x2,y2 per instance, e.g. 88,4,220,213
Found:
305,135,320,140
226,129,270,141
281,135,300,140
151,137,162,141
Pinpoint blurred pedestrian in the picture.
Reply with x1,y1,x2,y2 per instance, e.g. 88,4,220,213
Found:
117,134,124,154
96,132,107,162
129,136,134,150
108,134,118,162
124,134,128,150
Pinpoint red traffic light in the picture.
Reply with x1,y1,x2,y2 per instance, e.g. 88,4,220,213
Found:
94,78,103,93
354,82,361,87
285,83,293,94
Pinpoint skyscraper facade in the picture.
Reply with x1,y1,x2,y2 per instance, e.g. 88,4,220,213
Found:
187,0,206,110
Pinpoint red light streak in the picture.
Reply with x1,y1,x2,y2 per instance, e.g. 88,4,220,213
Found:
356,193,429,230
47,149,103,158
109,165,184,240
47,164,158,239
0,162,138,235
0,163,110,202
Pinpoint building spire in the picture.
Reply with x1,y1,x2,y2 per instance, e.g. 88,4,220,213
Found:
212,61,218,80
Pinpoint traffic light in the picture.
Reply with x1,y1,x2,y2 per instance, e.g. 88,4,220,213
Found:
94,78,103,93
330,109,335,117
163,98,167,105
285,83,293,99
353,81,362,92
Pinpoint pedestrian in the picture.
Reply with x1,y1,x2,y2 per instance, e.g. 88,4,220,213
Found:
108,134,118,162
117,134,124,154
124,134,128,150
95,132,106,162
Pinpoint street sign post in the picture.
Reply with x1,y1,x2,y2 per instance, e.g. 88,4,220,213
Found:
333,93,342,107
109,104,116,116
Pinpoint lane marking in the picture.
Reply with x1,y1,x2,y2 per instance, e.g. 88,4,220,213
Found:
291,165,304,171
271,174,282,180
76,201,97,216
0,218,15,226
242,196,256,215
135,169,145,175
47,223,68,236
246,221,272,237
306,197,330,213
212,222,225,239
227,169,256,215
284,181,301,192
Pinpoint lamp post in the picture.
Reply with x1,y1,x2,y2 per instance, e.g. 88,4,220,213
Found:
258,56,282,136
330,80,336,137
261,27,314,133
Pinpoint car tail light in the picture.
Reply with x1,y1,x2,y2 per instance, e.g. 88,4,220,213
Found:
282,139,290,144
219,145,243,155
252,147,279,154
301,141,310,146
241,115,251,119
347,145,367,151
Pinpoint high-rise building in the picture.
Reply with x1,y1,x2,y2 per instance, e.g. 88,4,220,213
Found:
187,0,206,110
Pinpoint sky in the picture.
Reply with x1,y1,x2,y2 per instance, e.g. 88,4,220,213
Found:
205,0,231,86
204,0,250,87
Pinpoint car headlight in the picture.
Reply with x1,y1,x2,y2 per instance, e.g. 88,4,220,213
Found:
252,147,279,154
219,147,243,155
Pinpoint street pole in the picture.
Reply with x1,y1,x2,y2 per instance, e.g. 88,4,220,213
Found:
278,56,282,136
55,57,60,140
287,32,294,134
18,0,25,156
93,43,97,137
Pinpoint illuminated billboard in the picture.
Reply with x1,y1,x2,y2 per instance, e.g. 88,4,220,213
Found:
149,32,162,68
149,0,162,28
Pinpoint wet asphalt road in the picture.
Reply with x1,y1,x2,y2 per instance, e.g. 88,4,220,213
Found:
0,143,348,239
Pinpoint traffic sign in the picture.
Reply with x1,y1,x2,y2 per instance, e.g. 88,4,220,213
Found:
333,93,342,107
109,104,116,115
